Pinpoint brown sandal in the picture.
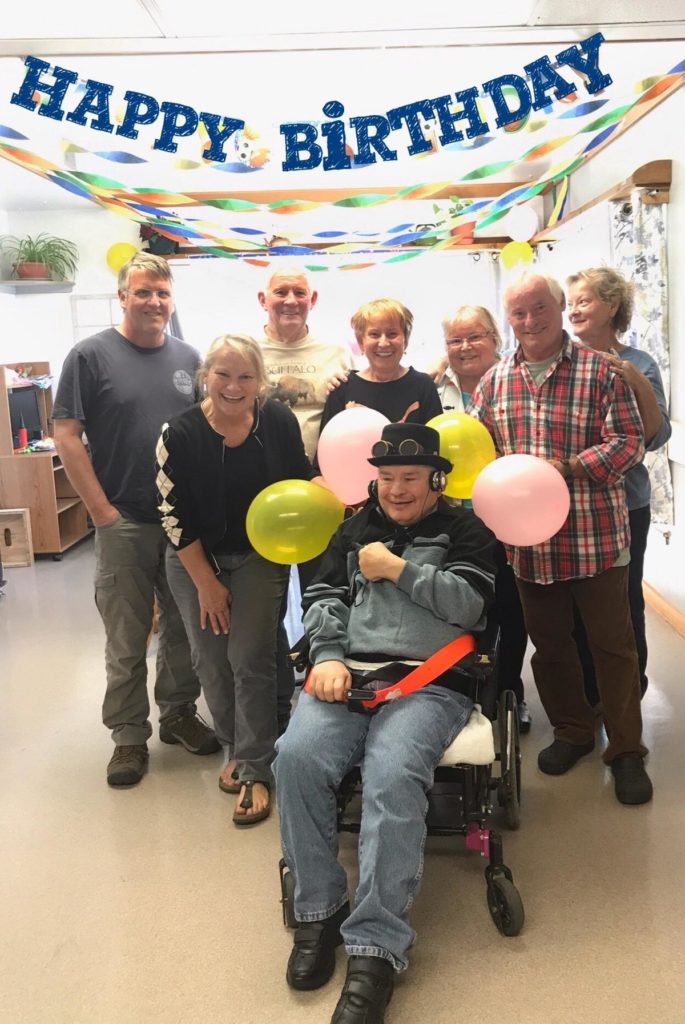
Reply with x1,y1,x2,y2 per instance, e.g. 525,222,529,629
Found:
232,780,271,827
218,765,241,794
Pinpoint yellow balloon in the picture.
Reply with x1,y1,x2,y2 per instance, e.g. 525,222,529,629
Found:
106,242,138,274
500,240,534,270
246,480,345,564
427,412,496,500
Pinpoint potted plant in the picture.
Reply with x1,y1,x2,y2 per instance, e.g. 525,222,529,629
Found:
432,196,475,242
0,232,79,280
139,223,179,256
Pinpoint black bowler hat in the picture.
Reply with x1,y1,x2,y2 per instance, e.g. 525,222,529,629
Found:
368,422,452,473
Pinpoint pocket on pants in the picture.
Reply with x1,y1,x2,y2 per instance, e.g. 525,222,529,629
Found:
94,570,118,609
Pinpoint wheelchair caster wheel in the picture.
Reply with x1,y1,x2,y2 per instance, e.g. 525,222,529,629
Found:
486,875,524,936
279,859,298,929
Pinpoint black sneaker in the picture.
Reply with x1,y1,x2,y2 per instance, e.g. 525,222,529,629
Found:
611,755,653,805
331,955,394,1024
538,738,594,775
159,710,220,755
107,744,149,787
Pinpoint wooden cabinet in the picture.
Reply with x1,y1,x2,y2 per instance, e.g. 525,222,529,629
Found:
0,362,91,557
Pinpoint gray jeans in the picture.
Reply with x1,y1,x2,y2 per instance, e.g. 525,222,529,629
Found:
94,516,199,746
165,547,289,785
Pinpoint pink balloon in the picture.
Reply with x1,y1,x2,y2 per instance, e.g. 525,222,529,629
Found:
317,407,389,505
471,454,570,546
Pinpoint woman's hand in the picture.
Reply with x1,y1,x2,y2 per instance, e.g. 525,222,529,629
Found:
600,350,646,391
325,369,350,394
306,660,351,702
197,577,232,636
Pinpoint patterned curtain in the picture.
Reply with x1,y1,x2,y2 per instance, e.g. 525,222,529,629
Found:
610,194,673,525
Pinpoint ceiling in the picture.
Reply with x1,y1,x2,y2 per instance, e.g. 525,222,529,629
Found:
0,0,683,54
0,3,682,213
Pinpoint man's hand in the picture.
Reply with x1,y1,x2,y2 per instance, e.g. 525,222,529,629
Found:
197,577,232,636
91,503,121,528
426,355,448,385
306,660,351,702
325,369,350,394
358,542,405,582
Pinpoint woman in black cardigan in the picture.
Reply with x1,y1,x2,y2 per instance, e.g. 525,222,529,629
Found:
156,334,314,826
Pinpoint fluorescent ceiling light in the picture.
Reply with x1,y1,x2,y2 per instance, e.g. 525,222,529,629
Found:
155,0,538,37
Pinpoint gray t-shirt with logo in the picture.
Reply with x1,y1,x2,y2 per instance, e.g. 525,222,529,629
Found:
53,327,200,523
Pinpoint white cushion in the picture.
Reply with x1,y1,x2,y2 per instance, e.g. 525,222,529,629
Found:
439,705,495,767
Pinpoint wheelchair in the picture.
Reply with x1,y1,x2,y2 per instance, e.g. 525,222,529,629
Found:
279,616,524,938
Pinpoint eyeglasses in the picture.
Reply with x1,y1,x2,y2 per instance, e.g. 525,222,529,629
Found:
445,332,491,347
371,438,426,457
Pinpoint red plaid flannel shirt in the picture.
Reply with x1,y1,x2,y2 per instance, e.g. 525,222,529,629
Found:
468,336,645,584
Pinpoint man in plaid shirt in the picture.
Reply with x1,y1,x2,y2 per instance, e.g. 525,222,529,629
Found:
469,273,652,805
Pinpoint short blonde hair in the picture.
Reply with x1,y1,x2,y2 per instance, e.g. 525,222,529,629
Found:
117,252,173,292
199,334,268,401
441,305,503,354
351,298,413,345
566,267,634,335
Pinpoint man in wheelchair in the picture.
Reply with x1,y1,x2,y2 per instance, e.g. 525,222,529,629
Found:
274,422,497,1023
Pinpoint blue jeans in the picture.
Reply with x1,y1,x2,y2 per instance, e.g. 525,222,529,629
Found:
274,686,473,971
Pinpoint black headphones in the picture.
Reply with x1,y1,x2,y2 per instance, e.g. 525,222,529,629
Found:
368,470,446,500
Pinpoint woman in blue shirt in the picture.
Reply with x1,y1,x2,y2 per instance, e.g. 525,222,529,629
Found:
568,266,671,699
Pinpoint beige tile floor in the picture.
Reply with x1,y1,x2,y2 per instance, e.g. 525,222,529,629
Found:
1,538,684,1024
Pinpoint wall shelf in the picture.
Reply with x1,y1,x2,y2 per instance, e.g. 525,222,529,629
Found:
0,280,75,294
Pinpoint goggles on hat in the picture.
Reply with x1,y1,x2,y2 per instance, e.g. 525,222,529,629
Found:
370,438,426,458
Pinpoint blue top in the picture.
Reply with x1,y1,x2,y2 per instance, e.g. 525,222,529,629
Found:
619,347,671,510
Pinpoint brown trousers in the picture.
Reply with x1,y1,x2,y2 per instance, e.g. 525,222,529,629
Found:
516,566,646,763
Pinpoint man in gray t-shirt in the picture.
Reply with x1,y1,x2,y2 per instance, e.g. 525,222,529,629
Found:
54,253,219,787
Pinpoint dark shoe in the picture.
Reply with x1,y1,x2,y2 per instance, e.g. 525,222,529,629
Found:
107,744,149,787
538,738,594,775
331,955,394,1024
286,902,350,991
611,755,653,805
517,700,532,735
159,709,220,755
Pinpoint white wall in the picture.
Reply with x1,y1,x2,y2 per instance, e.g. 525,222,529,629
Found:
171,249,500,370
1,208,139,381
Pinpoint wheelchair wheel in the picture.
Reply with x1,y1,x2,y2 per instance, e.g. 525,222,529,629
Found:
486,875,525,936
497,690,521,831
279,859,298,930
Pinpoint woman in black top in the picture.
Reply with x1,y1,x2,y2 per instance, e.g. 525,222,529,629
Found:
316,298,442,461
156,334,314,826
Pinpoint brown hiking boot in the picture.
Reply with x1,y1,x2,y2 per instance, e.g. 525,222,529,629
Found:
107,744,149,787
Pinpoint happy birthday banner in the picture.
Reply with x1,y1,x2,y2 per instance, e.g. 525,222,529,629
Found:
0,40,683,270
9,35,613,170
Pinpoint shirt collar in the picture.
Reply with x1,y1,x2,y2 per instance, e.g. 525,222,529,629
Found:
513,330,573,365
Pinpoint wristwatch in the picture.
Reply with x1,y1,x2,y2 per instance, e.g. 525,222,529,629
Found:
560,458,573,480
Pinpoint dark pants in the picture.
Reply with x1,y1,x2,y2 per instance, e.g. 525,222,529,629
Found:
516,566,646,764
576,506,651,704
276,555,322,721
493,542,528,705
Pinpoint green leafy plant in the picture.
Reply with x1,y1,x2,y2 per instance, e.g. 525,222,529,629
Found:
432,195,474,224
0,232,79,280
